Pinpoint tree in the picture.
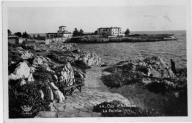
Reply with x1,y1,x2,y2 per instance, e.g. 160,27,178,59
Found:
94,30,98,35
125,28,130,36
79,29,84,36
22,31,30,38
14,32,22,37
73,28,79,37
8,29,12,36
37,34,41,39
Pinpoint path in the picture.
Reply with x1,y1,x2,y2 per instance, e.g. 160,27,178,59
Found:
84,67,109,92
36,66,133,118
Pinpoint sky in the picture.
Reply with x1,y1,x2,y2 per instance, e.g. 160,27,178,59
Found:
7,1,187,33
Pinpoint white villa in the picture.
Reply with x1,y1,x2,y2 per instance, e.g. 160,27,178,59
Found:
97,27,123,37
46,26,72,39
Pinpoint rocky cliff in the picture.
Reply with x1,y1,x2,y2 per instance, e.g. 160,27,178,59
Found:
8,42,103,118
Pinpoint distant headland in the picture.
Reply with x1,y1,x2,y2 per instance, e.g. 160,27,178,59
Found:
8,25,177,46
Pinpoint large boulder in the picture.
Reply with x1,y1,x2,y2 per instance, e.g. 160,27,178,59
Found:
49,82,65,103
33,56,55,73
9,61,34,82
32,67,65,103
55,62,75,86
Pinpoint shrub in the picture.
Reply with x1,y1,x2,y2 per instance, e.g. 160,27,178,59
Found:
9,82,49,118
101,73,122,88
145,82,169,94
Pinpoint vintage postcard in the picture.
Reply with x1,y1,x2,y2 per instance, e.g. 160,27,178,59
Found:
2,0,192,122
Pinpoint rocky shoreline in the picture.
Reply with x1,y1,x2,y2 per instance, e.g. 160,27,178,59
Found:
9,42,138,118
8,42,103,118
101,56,187,115
8,41,187,118
69,34,177,43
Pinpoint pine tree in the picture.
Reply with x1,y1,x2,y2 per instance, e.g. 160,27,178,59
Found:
125,29,130,36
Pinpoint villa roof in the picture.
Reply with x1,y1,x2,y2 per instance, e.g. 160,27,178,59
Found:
98,27,121,29
59,26,66,27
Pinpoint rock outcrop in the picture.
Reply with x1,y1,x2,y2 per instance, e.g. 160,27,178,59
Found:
55,62,75,86
34,42,77,52
49,82,65,103
102,56,179,88
9,61,34,82
78,52,101,67
33,56,51,66
17,47,34,60
33,56,55,73
8,42,101,118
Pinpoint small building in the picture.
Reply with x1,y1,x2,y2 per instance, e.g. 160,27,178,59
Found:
46,26,72,39
58,26,66,33
57,31,72,38
97,27,122,37
57,26,72,38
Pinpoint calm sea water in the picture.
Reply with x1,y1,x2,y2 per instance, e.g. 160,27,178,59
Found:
78,31,186,68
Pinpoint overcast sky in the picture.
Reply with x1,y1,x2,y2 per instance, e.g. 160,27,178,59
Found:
7,1,187,33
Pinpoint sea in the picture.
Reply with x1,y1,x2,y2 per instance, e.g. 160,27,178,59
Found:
77,30,186,68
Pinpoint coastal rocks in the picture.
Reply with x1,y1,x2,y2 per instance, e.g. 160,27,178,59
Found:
8,42,100,118
34,42,77,52
102,56,177,88
9,61,34,81
143,56,175,78
20,51,34,60
78,52,101,67
73,67,86,84
53,90,65,103
17,47,34,60
49,82,65,103
49,43,77,52
32,66,66,103
45,44,102,69
47,50,80,64
55,62,75,86
33,56,51,66
33,56,55,73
